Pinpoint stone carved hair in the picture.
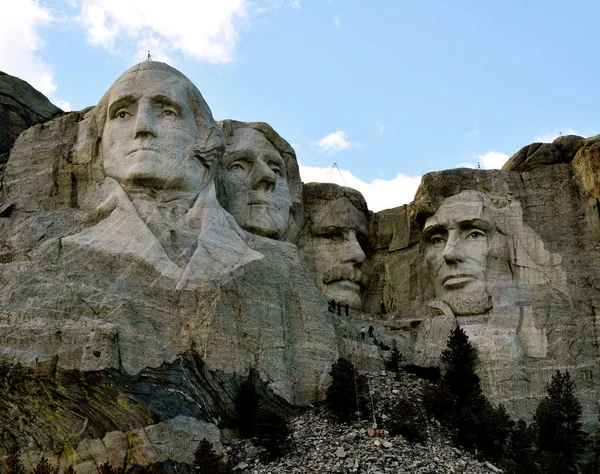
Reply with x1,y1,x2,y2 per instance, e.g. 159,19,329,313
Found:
300,182,369,240
90,62,225,182
216,119,304,241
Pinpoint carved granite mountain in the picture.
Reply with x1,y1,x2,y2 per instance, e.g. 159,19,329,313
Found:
2,63,600,472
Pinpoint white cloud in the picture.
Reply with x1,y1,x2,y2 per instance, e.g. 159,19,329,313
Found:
0,0,55,96
299,164,421,212
375,122,384,135
77,0,250,64
316,130,359,153
334,15,340,27
291,0,301,8
533,128,579,143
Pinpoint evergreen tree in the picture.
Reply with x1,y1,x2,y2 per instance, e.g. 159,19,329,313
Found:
503,419,537,474
423,326,512,458
192,439,230,474
2,452,26,474
534,370,587,473
253,406,290,460
63,467,76,474
386,397,427,443
235,378,258,437
32,457,57,474
325,357,368,423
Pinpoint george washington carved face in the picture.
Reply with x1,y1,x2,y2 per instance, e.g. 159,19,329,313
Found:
98,62,222,198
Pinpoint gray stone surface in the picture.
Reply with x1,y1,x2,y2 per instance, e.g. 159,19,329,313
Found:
217,120,303,242
3,61,600,470
297,183,371,310
371,164,600,431
0,63,342,469
0,71,63,165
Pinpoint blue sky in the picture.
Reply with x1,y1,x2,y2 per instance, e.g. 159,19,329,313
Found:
2,0,599,211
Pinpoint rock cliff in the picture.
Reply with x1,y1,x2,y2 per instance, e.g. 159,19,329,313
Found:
2,64,600,472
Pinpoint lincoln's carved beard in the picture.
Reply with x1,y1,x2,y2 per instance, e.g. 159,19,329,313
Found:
439,281,492,316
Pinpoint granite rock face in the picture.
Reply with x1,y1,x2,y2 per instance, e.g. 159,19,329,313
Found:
3,61,600,471
371,162,600,432
0,71,63,167
0,63,344,472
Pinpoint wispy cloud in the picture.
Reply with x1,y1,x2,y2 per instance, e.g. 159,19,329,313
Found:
375,122,385,135
315,130,359,153
77,0,250,64
299,164,421,212
0,0,69,109
457,151,509,170
334,15,340,28
465,128,479,137
533,128,579,143
291,0,301,8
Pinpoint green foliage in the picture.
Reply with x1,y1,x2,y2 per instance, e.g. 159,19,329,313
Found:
534,370,587,472
499,419,538,474
32,457,57,474
386,397,427,443
192,439,230,474
325,357,369,423
423,327,512,460
2,452,26,474
235,378,258,438
253,405,290,460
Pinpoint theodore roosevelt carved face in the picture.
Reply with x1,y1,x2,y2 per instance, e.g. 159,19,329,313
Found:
422,190,494,316
298,183,370,310
98,62,223,197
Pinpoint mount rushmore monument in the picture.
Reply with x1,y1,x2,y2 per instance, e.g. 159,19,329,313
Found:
2,61,600,471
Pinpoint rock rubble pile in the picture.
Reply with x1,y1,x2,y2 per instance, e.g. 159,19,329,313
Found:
226,370,502,474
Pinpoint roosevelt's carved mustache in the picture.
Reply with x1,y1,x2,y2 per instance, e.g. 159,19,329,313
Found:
322,266,369,287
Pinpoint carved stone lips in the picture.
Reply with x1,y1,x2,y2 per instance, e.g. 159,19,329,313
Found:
442,273,476,287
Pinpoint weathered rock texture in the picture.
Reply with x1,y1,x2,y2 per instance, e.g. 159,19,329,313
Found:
370,159,600,433
0,64,352,472
0,71,63,169
3,64,600,472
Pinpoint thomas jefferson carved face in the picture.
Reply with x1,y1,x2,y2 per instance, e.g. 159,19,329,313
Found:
220,128,292,239
102,67,210,196
423,190,493,315
299,192,369,310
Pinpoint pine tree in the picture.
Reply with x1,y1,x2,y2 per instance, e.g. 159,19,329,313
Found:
2,452,26,474
253,405,290,460
192,439,230,474
423,326,511,458
63,467,76,474
236,378,258,437
440,326,484,409
32,457,57,474
325,357,368,423
534,370,587,473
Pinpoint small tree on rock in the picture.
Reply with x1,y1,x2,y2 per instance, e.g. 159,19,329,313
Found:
32,457,57,474
534,370,587,473
192,439,230,474
325,357,368,423
2,452,26,474
253,405,290,460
